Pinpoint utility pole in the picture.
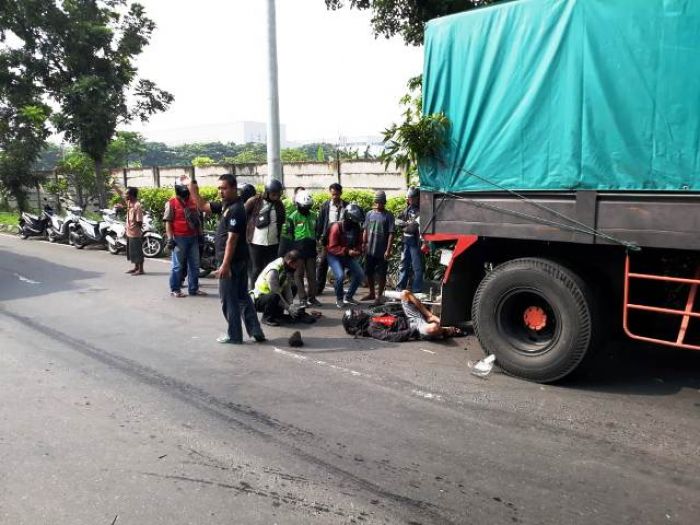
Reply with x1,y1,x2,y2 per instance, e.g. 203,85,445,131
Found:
266,0,283,186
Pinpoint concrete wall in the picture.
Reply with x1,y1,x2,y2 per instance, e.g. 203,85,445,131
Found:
5,160,407,211
112,160,407,197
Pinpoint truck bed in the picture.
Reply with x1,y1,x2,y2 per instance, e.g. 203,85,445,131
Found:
422,191,700,251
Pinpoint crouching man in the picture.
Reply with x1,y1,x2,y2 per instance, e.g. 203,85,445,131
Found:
252,250,301,326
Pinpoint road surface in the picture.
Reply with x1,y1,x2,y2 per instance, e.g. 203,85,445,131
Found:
1,234,699,524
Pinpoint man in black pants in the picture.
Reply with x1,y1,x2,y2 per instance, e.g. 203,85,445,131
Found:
189,175,265,344
315,183,348,295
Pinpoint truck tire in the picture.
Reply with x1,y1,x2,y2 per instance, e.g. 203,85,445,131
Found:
472,257,595,383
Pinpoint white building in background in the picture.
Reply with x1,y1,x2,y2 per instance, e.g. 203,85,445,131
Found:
141,121,288,146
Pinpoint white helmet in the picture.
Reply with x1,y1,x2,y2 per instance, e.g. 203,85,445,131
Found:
295,190,313,208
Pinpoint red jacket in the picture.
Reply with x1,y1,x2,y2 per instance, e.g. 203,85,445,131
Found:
327,222,362,257
167,196,198,237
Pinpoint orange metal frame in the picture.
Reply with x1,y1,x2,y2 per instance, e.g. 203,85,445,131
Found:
623,254,700,350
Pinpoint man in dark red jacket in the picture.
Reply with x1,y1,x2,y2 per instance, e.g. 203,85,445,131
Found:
164,183,206,297
326,203,365,309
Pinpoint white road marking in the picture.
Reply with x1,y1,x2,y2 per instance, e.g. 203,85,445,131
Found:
421,348,436,354
274,347,372,378
411,389,444,401
14,273,41,284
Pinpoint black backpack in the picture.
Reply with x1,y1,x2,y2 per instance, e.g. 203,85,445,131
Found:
366,314,415,342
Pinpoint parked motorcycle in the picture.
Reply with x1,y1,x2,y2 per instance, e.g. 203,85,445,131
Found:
47,205,83,243
69,209,111,249
104,210,164,258
198,230,217,277
18,203,53,239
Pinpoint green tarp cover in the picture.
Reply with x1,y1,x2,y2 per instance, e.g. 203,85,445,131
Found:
421,0,700,193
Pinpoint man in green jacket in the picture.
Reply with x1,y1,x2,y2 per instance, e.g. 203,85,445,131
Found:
283,190,320,307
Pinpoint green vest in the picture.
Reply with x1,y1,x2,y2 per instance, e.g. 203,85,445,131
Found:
253,257,286,297
284,210,317,240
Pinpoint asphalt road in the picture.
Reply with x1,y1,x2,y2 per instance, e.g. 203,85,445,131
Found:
1,233,699,525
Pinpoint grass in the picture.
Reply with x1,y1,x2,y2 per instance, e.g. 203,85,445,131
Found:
0,211,19,226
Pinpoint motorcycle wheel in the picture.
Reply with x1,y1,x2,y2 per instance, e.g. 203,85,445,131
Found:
47,229,57,242
71,233,86,249
18,230,28,240
107,237,120,255
142,237,163,258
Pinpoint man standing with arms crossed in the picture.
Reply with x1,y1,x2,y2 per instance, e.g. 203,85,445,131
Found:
189,175,265,344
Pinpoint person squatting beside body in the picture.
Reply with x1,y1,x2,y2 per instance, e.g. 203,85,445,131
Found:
251,251,302,326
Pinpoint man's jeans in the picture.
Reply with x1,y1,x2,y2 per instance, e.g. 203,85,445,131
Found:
397,236,424,293
219,260,263,343
327,254,364,301
170,235,200,294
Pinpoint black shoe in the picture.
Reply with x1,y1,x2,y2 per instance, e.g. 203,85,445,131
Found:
262,317,280,327
253,333,267,342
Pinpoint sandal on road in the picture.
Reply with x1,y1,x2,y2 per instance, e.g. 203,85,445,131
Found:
170,291,186,298
190,290,208,296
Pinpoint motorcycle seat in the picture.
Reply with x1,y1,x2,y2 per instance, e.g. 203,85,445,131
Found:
83,219,99,226
25,213,39,220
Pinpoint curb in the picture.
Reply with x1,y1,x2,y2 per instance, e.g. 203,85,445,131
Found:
0,224,19,234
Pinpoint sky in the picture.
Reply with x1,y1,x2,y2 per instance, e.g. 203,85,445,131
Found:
123,0,424,144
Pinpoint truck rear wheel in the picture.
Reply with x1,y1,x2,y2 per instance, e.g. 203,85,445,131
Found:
472,258,595,383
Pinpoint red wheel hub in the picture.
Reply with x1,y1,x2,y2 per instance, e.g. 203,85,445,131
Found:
523,306,547,331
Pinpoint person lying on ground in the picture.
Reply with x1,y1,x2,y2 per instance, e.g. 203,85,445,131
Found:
400,289,463,339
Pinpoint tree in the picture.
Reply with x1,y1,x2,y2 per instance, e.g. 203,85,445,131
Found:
0,46,52,210
55,150,97,208
380,76,449,184
191,156,216,167
324,0,491,46
105,131,146,169
316,145,325,162
13,0,174,208
281,148,310,163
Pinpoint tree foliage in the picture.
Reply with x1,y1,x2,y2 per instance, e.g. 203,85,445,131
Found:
324,0,491,46
104,131,146,169
380,76,449,183
1,0,173,208
0,43,52,210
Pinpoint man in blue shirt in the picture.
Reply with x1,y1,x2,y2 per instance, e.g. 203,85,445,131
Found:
362,190,395,305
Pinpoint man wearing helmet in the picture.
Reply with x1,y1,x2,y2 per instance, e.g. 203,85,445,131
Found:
163,181,205,297
283,190,320,307
245,179,286,289
396,186,424,293
326,203,365,308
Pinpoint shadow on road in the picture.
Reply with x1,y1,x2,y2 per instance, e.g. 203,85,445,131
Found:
564,338,700,396
0,247,102,302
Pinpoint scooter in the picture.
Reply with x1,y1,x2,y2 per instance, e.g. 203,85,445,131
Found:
69,209,112,249
47,204,83,243
18,203,53,239
198,230,217,277
104,210,164,258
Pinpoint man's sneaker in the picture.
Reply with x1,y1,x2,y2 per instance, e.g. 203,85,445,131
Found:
253,333,267,343
343,297,360,307
262,317,280,327
216,335,241,344
308,298,322,307
298,299,308,308
335,298,344,309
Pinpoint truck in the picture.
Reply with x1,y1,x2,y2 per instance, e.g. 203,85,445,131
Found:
420,0,700,382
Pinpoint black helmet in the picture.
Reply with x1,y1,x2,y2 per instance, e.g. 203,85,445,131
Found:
265,179,284,194
239,183,256,203
174,183,190,200
342,203,364,224
407,186,420,199
342,309,370,337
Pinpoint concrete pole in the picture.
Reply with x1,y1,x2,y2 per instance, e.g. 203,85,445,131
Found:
266,0,283,186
